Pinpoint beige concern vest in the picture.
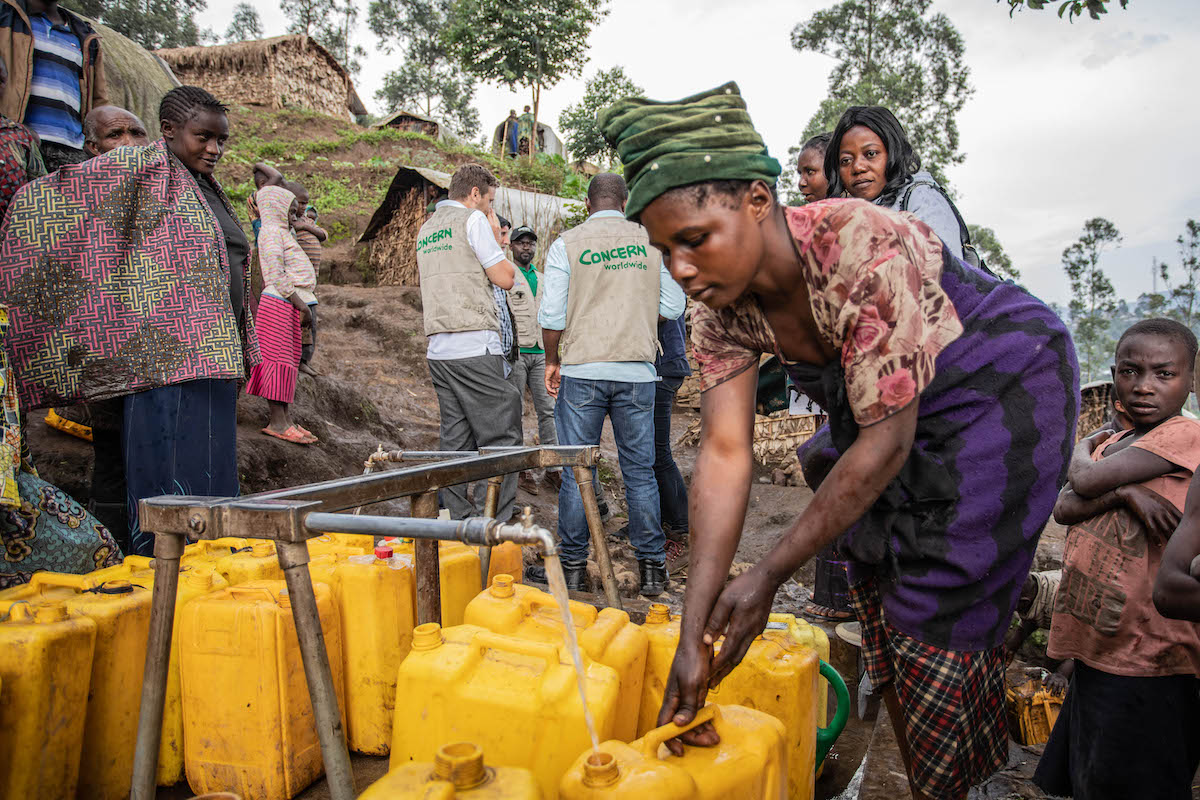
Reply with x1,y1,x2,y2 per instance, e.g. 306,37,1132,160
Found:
560,216,661,365
508,265,542,349
416,204,500,336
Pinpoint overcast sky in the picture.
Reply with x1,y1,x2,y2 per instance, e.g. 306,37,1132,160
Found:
206,0,1200,306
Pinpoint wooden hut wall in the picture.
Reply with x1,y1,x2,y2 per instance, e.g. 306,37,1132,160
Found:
159,38,355,121
370,185,426,286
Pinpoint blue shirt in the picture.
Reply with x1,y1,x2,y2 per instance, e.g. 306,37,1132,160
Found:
539,210,686,383
26,15,84,149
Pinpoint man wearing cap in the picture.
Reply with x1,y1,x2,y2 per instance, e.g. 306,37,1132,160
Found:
535,173,686,597
417,162,523,521
506,224,561,495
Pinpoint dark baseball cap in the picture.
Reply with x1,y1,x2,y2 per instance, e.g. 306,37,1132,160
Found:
510,225,537,242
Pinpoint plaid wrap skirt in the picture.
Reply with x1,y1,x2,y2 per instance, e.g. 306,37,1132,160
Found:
850,578,1009,798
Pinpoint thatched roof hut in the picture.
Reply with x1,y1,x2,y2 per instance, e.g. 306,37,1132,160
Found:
374,109,442,140
156,35,367,122
358,165,583,286
92,21,179,139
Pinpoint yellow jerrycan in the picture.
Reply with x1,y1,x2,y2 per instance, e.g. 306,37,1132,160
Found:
0,572,151,800
391,623,621,800
307,533,374,557
480,542,524,587
464,575,647,741
180,580,346,800
0,601,97,800
308,545,417,755
180,537,253,568
380,537,481,626
215,541,285,584
361,742,542,799
559,704,788,800
638,604,848,800
764,613,831,725
101,559,230,785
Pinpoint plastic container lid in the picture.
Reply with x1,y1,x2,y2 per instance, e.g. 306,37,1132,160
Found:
374,545,394,560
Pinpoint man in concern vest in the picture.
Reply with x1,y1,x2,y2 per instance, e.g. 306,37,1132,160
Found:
416,163,522,520
506,224,561,495
537,173,686,596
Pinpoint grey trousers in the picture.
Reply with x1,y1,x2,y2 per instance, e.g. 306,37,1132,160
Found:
507,352,559,474
427,354,522,520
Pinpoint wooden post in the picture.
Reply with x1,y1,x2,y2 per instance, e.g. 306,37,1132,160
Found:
572,465,622,610
412,491,441,625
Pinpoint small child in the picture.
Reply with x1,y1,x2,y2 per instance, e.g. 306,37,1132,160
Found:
245,185,316,445
1034,318,1200,800
1003,570,1075,692
290,197,325,376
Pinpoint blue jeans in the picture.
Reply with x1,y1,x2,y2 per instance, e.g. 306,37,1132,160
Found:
555,376,664,565
655,377,689,531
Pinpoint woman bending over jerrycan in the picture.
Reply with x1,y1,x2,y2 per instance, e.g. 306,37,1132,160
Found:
596,82,1079,800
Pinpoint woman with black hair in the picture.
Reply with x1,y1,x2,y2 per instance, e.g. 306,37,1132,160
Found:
122,85,259,554
827,105,966,260
598,83,1079,799
795,131,831,204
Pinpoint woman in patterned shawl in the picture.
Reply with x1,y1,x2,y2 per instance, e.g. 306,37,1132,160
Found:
121,86,259,556
600,83,1079,799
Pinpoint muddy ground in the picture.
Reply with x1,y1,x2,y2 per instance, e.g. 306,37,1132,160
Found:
27,283,1079,799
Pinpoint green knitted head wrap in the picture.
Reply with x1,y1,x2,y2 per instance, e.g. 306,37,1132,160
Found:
598,81,781,220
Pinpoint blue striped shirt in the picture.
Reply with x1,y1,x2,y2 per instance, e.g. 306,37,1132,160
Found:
26,15,84,149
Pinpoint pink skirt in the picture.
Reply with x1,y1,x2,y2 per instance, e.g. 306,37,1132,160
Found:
246,293,301,403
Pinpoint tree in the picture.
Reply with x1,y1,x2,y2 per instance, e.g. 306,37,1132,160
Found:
376,63,480,138
318,0,368,75
1000,0,1128,21
789,0,972,190
1063,217,1121,382
446,0,609,158
1152,219,1200,329
368,0,480,138
282,0,365,74
282,0,332,36
225,2,263,42
559,66,641,166
63,0,211,48
967,224,1019,281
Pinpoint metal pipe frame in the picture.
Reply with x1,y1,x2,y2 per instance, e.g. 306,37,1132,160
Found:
130,445,615,800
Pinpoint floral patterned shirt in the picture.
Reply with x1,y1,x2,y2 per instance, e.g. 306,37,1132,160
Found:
691,199,964,426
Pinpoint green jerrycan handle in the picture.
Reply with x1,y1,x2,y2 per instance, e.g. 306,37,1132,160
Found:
817,659,849,770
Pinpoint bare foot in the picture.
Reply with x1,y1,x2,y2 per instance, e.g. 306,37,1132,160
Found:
299,362,319,377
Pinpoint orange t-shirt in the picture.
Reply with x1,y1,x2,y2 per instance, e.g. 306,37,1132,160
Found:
1048,414,1200,676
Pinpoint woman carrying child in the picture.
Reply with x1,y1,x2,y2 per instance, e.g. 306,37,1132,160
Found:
598,82,1079,799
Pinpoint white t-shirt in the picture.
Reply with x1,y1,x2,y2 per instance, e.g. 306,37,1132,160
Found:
426,199,507,361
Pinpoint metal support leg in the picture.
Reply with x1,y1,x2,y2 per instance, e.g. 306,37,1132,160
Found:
479,475,502,587
277,541,354,800
573,466,622,611
412,491,442,624
130,531,185,800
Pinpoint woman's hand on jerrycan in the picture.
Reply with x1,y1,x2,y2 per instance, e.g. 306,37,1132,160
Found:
656,633,720,756
658,564,777,755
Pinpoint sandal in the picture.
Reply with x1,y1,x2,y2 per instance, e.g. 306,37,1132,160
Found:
292,424,319,443
262,425,315,445
802,600,855,622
